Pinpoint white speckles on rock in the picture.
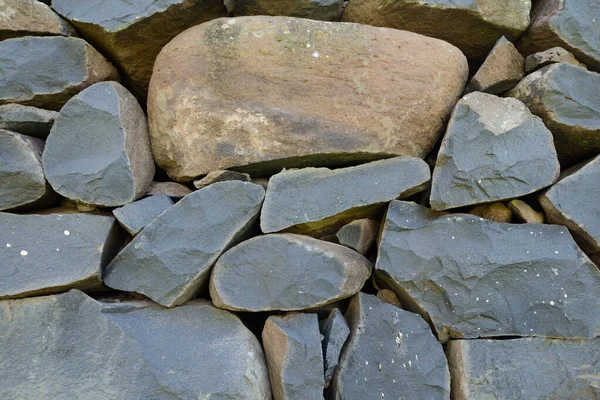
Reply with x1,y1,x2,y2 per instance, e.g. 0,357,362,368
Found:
20,250,27,256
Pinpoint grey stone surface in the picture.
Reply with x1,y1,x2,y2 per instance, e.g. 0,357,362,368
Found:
43,81,155,207
332,292,450,400
335,218,379,255
0,0,73,40
210,233,372,312
525,47,587,73
447,337,600,400
0,212,121,299
146,181,192,199
0,290,271,399
0,104,57,139
232,0,343,21
508,199,544,223
112,194,174,236
104,181,265,307
319,308,350,388
430,92,560,210
376,201,600,342
261,156,430,235
193,170,251,189
262,313,324,400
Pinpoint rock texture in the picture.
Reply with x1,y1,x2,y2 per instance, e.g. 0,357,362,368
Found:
508,199,544,223
146,181,192,198
468,202,513,223
0,0,72,40
525,47,587,72
193,170,251,189
112,194,174,236
148,16,468,181
0,104,57,138
320,308,350,388
336,218,379,255
232,0,343,21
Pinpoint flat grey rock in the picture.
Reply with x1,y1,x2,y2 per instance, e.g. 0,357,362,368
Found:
104,181,265,307
0,104,58,138
0,290,271,399
43,81,155,207
210,233,372,312
376,201,600,342
146,181,192,199
112,194,174,236
193,170,251,189
319,308,350,388
430,92,560,210
332,292,450,400
232,0,343,21
0,0,73,40
335,218,379,255
525,47,587,73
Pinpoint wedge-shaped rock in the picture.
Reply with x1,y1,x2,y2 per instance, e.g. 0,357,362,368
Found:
447,338,600,399
430,92,559,210
148,16,468,181
336,218,379,255
146,181,192,198
0,104,57,138
0,290,271,399
525,47,587,72
508,199,544,223
232,0,343,21
104,181,265,307
211,234,371,312
43,82,155,207
0,0,72,40
262,156,430,235
0,36,119,110
194,170,251,189
320,308,350,388
376,201,600,342
332,293,450,400
113,194,174,236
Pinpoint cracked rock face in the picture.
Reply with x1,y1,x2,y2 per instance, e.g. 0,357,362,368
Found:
0,104,58,139
232,0,343,21
320,308,350,388
376,201,600,342
112,194,174,236
0,0,73,40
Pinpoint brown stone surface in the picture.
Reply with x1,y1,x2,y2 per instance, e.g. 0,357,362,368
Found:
469,203,513,223
507,199,544,223
525,47,587,73
0,0,72,40
146,181,192,199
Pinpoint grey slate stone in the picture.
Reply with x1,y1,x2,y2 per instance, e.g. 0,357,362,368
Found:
232,0,343,21
0,104,58,138
43,81,155,207
210,233,372,312
193,170,251,189
0,290,271,399
335,218,379,255
146,181,192,199
319,308,350,388
112,194,174,236
376,201,600,342
104,181,265,307
332,292,450,400
430,92,560,211
525,47,587,73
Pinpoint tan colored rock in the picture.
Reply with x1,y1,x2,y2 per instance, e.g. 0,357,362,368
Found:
193,170,250,189
146,181,192,199
376,289,402,308
0,0,73,40
507,199,544,223
525,47,587,73
469,203,513,223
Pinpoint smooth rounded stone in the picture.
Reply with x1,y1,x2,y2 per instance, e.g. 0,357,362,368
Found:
320,308,350,388
525,47,587,73
146,181,192,198
335,218,379,255
112,194,174,236
232,0,343,21
148,16,468,181
508,199,544,223
342,0,531,60
52,0,227,97
0,0,72,40
210,233,372,312
376,201,600,342
430,92,560,211
447,338,600,399
0,36,119,110
332,292,450,400
507,63,600,166
193,170,251,189
377,288,403,308
468,202,513,223
261,156,431,235
104,181,265,308
0,104,58,138
0,290,271,399
0,212,121,299
43,81,155,207
262,313,324,400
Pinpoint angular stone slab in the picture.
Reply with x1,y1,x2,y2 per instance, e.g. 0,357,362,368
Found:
447,337,600,399
262,313,324,400
112,194,174,236
332,293,450,400
210,233,372,312
148,16,468,181
0,104,57,138
0,0,72,40
508,199,544,223
43,81,155,207
0,36,119,110
104,181,265,307
146,181,192,198
320,308,350,388
376,201,600,342
261,156,430,235
232,0,343,21
0,290,271,399
193,170,251,189
525,47,587,73
430,92,560,210
336,218,379,255
0,212,121,299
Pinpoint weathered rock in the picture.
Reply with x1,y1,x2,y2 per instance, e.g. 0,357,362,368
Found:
0,290,271,399
336,218,379,255
262,313,324,400
376,201,600,342
469,202,513,223
0,104,57,138
0,212,121,299
447,337,600,399
0,0,72,40
377,288,403,308
193,170,251,189
525,47,587,73
506,63,600,165
146,181,192,198
0,36,119,110
430,92,560,211
261,156,430,235
104,181,265,307
232,0,343,21
332,292,450,399
320,308,350,388
42,81,154,207
342,0,531,60
112,194,174,236
508,199,545,223
148,16,468,181
210,233,372,312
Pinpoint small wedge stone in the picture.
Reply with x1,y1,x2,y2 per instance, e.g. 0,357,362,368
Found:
112,194,174,236
336,219,379,255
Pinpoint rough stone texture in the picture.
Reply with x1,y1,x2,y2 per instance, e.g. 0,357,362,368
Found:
332,293,450,400
377,288,403,308
52,0,227,98
336,218,379,255
146,181,192,198
104,181,265,308
0,36,119,110
376,201,600,342
508,199,545,223
261,156,431,235
0,0,72,40
210,233,372,312
320,308,350,388
262,313,324,400
43,81,154,207
193,170,251,189
447,338,600,399
0,212,121,299
342,0,531,60
469,202,513,223
232,0,343,21
0,290,271,399
430,92,560,211
525,47,587,72
506,63,600,165
112,194,174,236
148,16,468,181
0,104,57,138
